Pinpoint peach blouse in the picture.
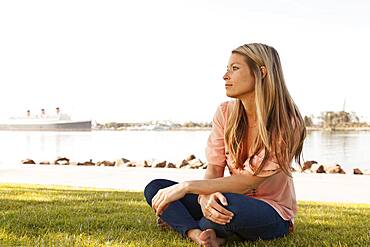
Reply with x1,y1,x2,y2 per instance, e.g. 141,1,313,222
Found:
205,101,297,223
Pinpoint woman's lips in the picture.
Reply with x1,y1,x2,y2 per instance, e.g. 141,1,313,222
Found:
225,84,232,88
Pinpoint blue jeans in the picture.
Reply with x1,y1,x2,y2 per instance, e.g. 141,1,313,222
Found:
144,179,289,241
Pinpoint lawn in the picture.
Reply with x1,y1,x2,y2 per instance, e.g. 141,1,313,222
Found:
0,184,369,246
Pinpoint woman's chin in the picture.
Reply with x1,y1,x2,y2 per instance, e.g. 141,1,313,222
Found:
226,92,236,98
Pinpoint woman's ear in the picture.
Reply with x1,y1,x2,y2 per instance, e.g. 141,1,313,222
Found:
260,66,267,78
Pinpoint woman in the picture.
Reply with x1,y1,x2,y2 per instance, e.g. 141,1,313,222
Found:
144,43,306,247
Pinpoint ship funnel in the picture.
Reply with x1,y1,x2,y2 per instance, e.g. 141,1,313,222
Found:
41,109,46,118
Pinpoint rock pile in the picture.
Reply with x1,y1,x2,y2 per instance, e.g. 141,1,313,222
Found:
20,154,207,169
20,157,370,175
300,160,369,175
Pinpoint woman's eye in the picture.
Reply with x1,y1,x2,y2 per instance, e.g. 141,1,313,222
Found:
232,66,239,71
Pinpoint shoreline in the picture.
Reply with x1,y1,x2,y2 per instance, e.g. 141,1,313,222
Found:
0,164,369,204
306,126,370,131
1,127,370,132
92,126,370,131
18,156,370,174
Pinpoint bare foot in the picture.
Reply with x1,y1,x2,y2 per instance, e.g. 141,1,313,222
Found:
199,229,226,247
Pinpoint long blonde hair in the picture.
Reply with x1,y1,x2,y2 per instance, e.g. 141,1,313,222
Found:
224,43,306,176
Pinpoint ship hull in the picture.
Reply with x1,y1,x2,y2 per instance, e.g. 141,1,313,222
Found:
0,121,92,131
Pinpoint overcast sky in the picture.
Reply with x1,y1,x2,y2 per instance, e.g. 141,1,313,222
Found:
0,0,369,123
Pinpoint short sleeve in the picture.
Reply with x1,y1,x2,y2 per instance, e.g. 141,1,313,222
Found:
205,103,228,168
243,149,281,177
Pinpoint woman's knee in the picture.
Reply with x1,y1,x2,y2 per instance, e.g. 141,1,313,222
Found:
221,193,288,237
143,179,177,205
222,193,250,214
144,179,163,204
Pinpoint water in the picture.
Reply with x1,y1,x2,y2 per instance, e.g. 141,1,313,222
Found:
0,130,369,169
302,130,370,169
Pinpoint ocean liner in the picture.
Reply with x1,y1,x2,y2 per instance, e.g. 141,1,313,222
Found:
0,108,91,131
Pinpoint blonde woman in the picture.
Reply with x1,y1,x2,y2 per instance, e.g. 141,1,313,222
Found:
144,43,306,247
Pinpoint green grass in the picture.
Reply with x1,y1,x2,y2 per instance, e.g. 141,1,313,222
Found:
0,184,369,247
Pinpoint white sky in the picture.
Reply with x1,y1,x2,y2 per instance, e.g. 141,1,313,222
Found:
0,0,369,123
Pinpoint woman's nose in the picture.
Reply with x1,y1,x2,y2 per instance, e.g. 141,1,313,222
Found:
223,72,230,80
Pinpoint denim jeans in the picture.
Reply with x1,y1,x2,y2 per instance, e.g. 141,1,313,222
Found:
144,179,289,241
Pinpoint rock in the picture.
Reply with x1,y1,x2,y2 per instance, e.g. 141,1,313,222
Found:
166,162,176,168
188,159,204,169
115,158,131,167
177,159,189,168
353,168,363,175
21,159,35,164
54,157,70,165
115,158,125,166
121,157,130,163
303,169,313,174
325,164,345,174
291,165,303,172
302,160,317,172
77,159,95,166
134,160,151,168
39,161,50,165
124,161,136,167
152,160,167,168
186,154,196,161
310,163,326,173
97,160,115,167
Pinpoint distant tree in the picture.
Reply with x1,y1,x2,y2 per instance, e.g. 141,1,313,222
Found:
183,121,196,128
320,110,365,129
304,116,313,127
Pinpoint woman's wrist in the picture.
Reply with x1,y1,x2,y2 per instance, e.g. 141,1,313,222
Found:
197,194,203,204
180,181,192,194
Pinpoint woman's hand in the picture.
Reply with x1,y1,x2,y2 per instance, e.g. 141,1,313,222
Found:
198,192,234,225
152,183,187,216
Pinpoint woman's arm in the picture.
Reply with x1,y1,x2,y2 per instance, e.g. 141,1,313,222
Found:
152,172,267,216
203,164,225,179
185,172,266,195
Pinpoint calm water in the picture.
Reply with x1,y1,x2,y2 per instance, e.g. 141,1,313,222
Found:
0,130,369,169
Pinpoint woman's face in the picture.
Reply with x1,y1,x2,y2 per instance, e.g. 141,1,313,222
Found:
223,53,255,99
